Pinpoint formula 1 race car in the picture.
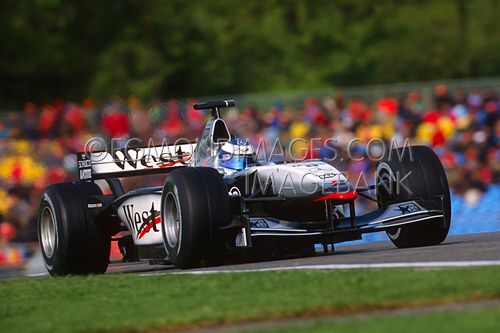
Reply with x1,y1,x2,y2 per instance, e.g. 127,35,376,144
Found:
37,100,451,275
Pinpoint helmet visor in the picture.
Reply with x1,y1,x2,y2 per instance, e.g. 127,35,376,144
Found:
220,154,254,170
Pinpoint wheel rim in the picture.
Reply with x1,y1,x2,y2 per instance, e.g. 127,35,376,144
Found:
387,227,401,239
377,165,402,239
376,167,396,203
163,192,181,248
40,206,57,258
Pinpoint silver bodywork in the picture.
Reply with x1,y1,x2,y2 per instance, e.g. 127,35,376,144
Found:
79,115,444,248
111,117,353,246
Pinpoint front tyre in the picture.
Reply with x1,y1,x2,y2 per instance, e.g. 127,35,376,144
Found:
376,145,451,248
38,182,110,275
161,167,230,268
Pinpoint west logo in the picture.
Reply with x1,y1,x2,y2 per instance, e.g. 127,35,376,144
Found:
112,146,190,170
122,202,161,239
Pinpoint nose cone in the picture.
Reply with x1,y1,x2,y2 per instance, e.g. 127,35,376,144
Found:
252,161,350,198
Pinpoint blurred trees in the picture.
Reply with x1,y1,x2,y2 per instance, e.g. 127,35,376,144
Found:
0,0,499,107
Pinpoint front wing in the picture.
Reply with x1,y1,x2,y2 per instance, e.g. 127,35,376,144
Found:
247,198,445,240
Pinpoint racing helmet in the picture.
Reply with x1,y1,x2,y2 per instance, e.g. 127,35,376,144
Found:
218,138,255,170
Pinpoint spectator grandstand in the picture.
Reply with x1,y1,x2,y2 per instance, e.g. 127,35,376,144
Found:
0,80,498,268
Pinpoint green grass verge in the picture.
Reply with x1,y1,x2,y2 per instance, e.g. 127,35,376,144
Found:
0,267,499,332
243,307,500,333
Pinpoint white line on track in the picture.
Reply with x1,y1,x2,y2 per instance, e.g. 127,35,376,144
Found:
138,260,500,276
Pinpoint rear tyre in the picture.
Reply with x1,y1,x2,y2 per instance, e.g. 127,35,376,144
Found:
38,182,110,275
161,167,230,268
376,145,451,248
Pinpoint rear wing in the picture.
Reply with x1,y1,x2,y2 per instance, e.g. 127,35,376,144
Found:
77,143,196,180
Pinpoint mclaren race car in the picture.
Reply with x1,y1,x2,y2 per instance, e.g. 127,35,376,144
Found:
37,100,451,275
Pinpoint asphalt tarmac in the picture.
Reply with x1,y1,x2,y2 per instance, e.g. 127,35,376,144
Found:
105,231,500,276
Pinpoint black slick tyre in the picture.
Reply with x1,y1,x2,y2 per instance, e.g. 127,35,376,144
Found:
161,167,230,268
38,181,110,275
376,145,451,248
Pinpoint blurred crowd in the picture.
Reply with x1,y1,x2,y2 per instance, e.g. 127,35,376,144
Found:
0,84,498,245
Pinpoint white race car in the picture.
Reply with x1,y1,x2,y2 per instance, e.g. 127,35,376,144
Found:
37,100,451,275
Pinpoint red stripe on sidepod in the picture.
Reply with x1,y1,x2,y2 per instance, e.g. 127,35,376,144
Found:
138,215,162,240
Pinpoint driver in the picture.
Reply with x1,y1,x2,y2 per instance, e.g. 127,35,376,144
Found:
217,138,255,172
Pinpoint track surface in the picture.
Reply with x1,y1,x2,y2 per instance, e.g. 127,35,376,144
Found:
106,231,500,275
